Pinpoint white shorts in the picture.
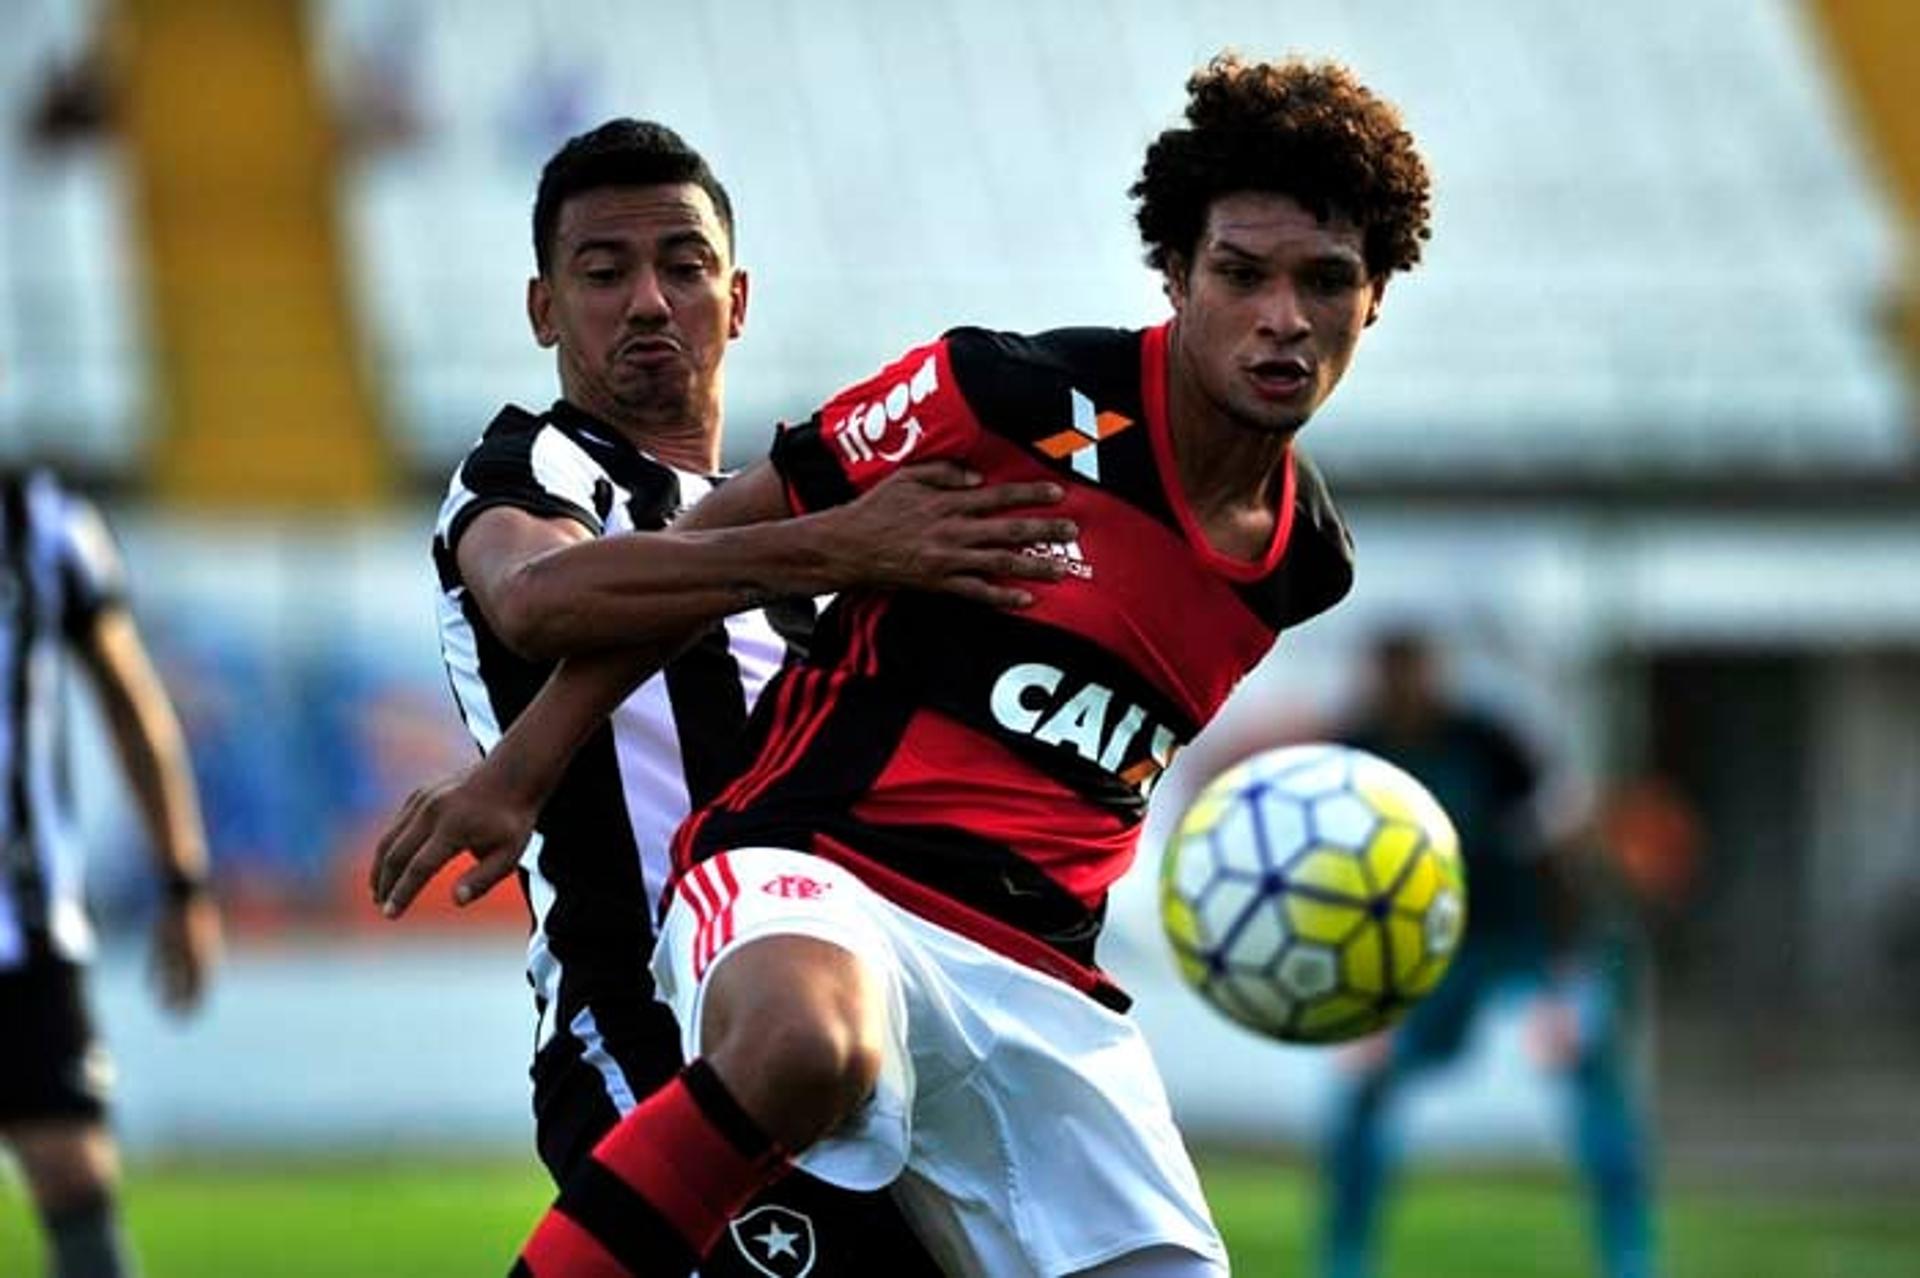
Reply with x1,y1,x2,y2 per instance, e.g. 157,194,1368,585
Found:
652,846,1228,1278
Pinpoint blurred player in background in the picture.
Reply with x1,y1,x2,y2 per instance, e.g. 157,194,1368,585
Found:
375,117,1069,1275
0,466,220,1278
378,53,1432,1277
1318,629,1656,1278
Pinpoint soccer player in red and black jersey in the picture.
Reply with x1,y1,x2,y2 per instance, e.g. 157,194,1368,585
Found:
379,53,1433,1277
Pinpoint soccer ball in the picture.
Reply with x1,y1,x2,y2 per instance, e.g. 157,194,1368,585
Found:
1160,743,1466,1044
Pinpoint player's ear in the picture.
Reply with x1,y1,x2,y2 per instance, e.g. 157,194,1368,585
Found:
1163,254,1191,313
528,275,558,348
728,268,749,340
1364,277,1387,328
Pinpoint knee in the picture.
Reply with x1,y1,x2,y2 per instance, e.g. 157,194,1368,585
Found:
709,999,883,1150
701,937,887,1150
5,1126,118,1213
29,1168,115,1215
766,1012,884,1127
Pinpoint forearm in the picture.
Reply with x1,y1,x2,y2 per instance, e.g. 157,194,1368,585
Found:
504,518,839,658
482,458,1073,659
80,613,210,883
100,678,210,882
487,640,687,809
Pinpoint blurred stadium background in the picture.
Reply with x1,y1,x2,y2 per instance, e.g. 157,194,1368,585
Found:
2,0,1918,1274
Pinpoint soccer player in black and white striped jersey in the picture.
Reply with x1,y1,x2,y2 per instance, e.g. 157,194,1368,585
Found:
378,120,1070,1277
0,467,220,1278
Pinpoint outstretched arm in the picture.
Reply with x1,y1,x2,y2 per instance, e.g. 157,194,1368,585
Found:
374,459,1073,915
372,643,650,915
463,458,1071,660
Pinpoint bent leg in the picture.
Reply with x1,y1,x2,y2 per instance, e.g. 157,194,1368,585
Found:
1319,950,1486,1278
535,988,945,1277
514,850,898,1278
1569,1050,1655,1278
1562,958,1656,1278
700,932,889,1152
1320,1064,1393,1278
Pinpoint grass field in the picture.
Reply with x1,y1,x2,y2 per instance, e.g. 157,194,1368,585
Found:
4,1152,1918,1276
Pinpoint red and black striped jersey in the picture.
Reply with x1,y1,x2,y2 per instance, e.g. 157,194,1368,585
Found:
674,322,1353,1004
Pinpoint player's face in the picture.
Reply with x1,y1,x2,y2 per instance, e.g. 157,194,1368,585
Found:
1166,192,1382,437
1378,639,1439,720
528,182,747,433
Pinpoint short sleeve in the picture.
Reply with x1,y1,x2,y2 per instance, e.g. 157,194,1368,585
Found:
51,486,128,639
441,409,607,554
769,337,982,513
1278,450,1356,627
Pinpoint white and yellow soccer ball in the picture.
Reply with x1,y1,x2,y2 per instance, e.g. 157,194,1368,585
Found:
1160,743,1467,1044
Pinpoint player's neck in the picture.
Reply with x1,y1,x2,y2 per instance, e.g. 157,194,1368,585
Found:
611,417,721,474
1380,701,1442,742
1166,358,1293,558
566,393,723,474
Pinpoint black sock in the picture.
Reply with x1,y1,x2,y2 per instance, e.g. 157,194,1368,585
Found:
44,1193,136,1278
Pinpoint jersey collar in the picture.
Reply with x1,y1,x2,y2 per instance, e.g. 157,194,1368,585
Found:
1141,322,1298,582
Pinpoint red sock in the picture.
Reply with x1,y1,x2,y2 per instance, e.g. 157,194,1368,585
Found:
514,1059,788,1277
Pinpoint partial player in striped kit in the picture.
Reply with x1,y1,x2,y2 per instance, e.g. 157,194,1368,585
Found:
381,53,1433,1278
0,467,220,1278
374,119,1071,1277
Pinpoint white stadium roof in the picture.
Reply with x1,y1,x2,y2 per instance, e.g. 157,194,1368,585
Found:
3,0,1910,478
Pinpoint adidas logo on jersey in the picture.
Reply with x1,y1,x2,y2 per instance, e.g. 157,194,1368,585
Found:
1023,537,1093,579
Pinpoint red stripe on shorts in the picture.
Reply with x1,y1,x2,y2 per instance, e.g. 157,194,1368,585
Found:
690,860,743,981
712,853,741,957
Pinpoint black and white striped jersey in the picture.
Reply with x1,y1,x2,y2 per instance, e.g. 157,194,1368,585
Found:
0,469,127,970
432,401,810,1072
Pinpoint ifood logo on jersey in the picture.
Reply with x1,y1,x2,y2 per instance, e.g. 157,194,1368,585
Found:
989,662,1179,795
831,353,939,465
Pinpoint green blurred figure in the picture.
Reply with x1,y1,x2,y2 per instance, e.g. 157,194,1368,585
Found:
1319,630,1657,1278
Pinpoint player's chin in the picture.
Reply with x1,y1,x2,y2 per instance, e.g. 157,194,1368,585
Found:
612,380,694,423
1229,403,1310,438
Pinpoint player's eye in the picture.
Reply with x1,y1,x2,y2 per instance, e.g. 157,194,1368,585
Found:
1305,263,1361,295
1217,263,1262,289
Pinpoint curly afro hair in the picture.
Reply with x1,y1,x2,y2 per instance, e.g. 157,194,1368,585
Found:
1132,54,1432,280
